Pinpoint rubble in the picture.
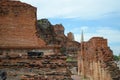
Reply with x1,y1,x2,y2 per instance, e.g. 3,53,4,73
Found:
0,54,72,80
0,70,7,80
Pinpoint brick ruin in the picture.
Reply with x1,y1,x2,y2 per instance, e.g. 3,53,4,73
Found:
0,0,46,49
0,1,72,80
67,32,74,41
37,19,80,58
37,19,80,73
1,0,119,80
37,19,67,46
37,19,56,45
78,37,120,80
66,41,80,61
0,53,71,80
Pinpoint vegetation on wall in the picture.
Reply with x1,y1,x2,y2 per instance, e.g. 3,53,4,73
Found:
113,54,120,61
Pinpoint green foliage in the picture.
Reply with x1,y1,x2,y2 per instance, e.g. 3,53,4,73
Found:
66,56,73,62
113,55,119,61
66,56,77,62
37,20,43,25
118,54,120,60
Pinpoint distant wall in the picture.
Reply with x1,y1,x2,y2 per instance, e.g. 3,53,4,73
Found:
78,37,120,80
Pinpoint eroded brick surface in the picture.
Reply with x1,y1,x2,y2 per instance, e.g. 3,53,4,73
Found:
0,54,72,80
78,37,120,80
0,0,46,49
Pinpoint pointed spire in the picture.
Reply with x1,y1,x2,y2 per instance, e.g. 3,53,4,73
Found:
78,30,84,75
81,30,84,43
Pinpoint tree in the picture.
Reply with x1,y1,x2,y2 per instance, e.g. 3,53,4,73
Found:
118,53,120,60
113,55,119,61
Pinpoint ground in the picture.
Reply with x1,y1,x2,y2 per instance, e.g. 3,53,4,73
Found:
72,75,81,80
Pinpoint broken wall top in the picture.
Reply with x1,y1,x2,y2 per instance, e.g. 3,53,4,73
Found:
88,37,108,48
0,0,46,49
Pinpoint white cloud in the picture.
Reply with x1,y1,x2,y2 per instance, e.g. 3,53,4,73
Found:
112,45,120,55
96,28,120,43
74,26,120,42
20,0,120,20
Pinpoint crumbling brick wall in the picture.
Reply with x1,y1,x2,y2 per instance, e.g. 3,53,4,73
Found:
78,37,120,80
0,0,45,48
0,54,72,80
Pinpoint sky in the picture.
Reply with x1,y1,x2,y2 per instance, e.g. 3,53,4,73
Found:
20,0,120,55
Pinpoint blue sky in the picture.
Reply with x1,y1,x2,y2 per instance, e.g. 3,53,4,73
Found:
20,0,120,55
